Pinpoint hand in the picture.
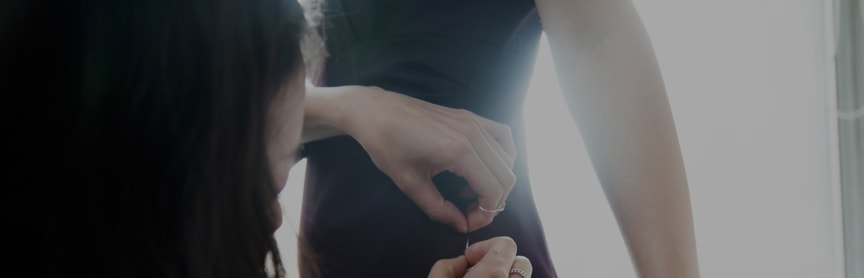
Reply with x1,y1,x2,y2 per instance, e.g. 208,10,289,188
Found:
428,237,532,278
321,86,517,232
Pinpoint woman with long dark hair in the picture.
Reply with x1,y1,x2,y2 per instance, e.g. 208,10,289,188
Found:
6,0,306,276
2,0,530,277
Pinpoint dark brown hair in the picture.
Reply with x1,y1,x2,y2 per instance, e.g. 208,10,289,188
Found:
2,0,306,277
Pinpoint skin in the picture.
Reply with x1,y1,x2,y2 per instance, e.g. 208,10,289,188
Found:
272,72,529,277
535,0,700,277
428,237,533,278
303,85,518,232
298,0,701,276
267,67,308,229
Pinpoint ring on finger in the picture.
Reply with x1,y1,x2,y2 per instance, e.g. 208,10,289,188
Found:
509,267,529,278
478,203,505,214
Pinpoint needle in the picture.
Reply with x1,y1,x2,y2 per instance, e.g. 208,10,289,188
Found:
465,231,470,249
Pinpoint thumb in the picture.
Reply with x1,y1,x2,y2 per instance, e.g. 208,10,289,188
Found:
391,170,468,232
428,255,468,278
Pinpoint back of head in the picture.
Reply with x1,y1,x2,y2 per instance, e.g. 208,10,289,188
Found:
2,0,306,277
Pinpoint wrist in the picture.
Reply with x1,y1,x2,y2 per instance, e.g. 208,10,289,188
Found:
302,85,367,143
305,86,341,126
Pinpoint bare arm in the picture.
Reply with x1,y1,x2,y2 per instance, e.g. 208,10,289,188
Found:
301,86,348,144
301,85,518,232
535,0,700,277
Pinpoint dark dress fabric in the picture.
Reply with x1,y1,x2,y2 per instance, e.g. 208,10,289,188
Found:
301,0,557,277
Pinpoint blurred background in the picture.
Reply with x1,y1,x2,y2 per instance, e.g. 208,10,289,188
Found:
277,0,861,277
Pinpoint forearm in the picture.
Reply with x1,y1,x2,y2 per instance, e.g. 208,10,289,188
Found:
300,84,519,232
537,1,699,277
302,86,350,144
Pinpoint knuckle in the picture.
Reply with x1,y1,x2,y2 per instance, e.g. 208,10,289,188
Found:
502,172,517,190
489,187,505,200
454,108,476,119
441,136,471,158
500,124,512,135
454,120,479,136
455,124,475,136
369,85,384,91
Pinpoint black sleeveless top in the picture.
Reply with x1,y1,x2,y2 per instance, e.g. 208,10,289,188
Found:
301,1,556,276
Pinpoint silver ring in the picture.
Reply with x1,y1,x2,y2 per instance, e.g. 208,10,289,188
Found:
510,267,529,278
478,203,505,214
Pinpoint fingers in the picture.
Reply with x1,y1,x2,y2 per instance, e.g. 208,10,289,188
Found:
464,237,518,278
447,148,503,232
428,239,531,278
354,89,518,233
452,134,514,231
436,108,516,167
465,203,492,233
391,170,468,232
476,116,517,164
435,110,516,232
471,120,516,212
510,256,532,278
467,119,516,209
472,119,513,169
428,255,469,278
459,112,516,209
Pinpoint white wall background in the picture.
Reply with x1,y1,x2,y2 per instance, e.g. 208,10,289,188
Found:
276,0,844,277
